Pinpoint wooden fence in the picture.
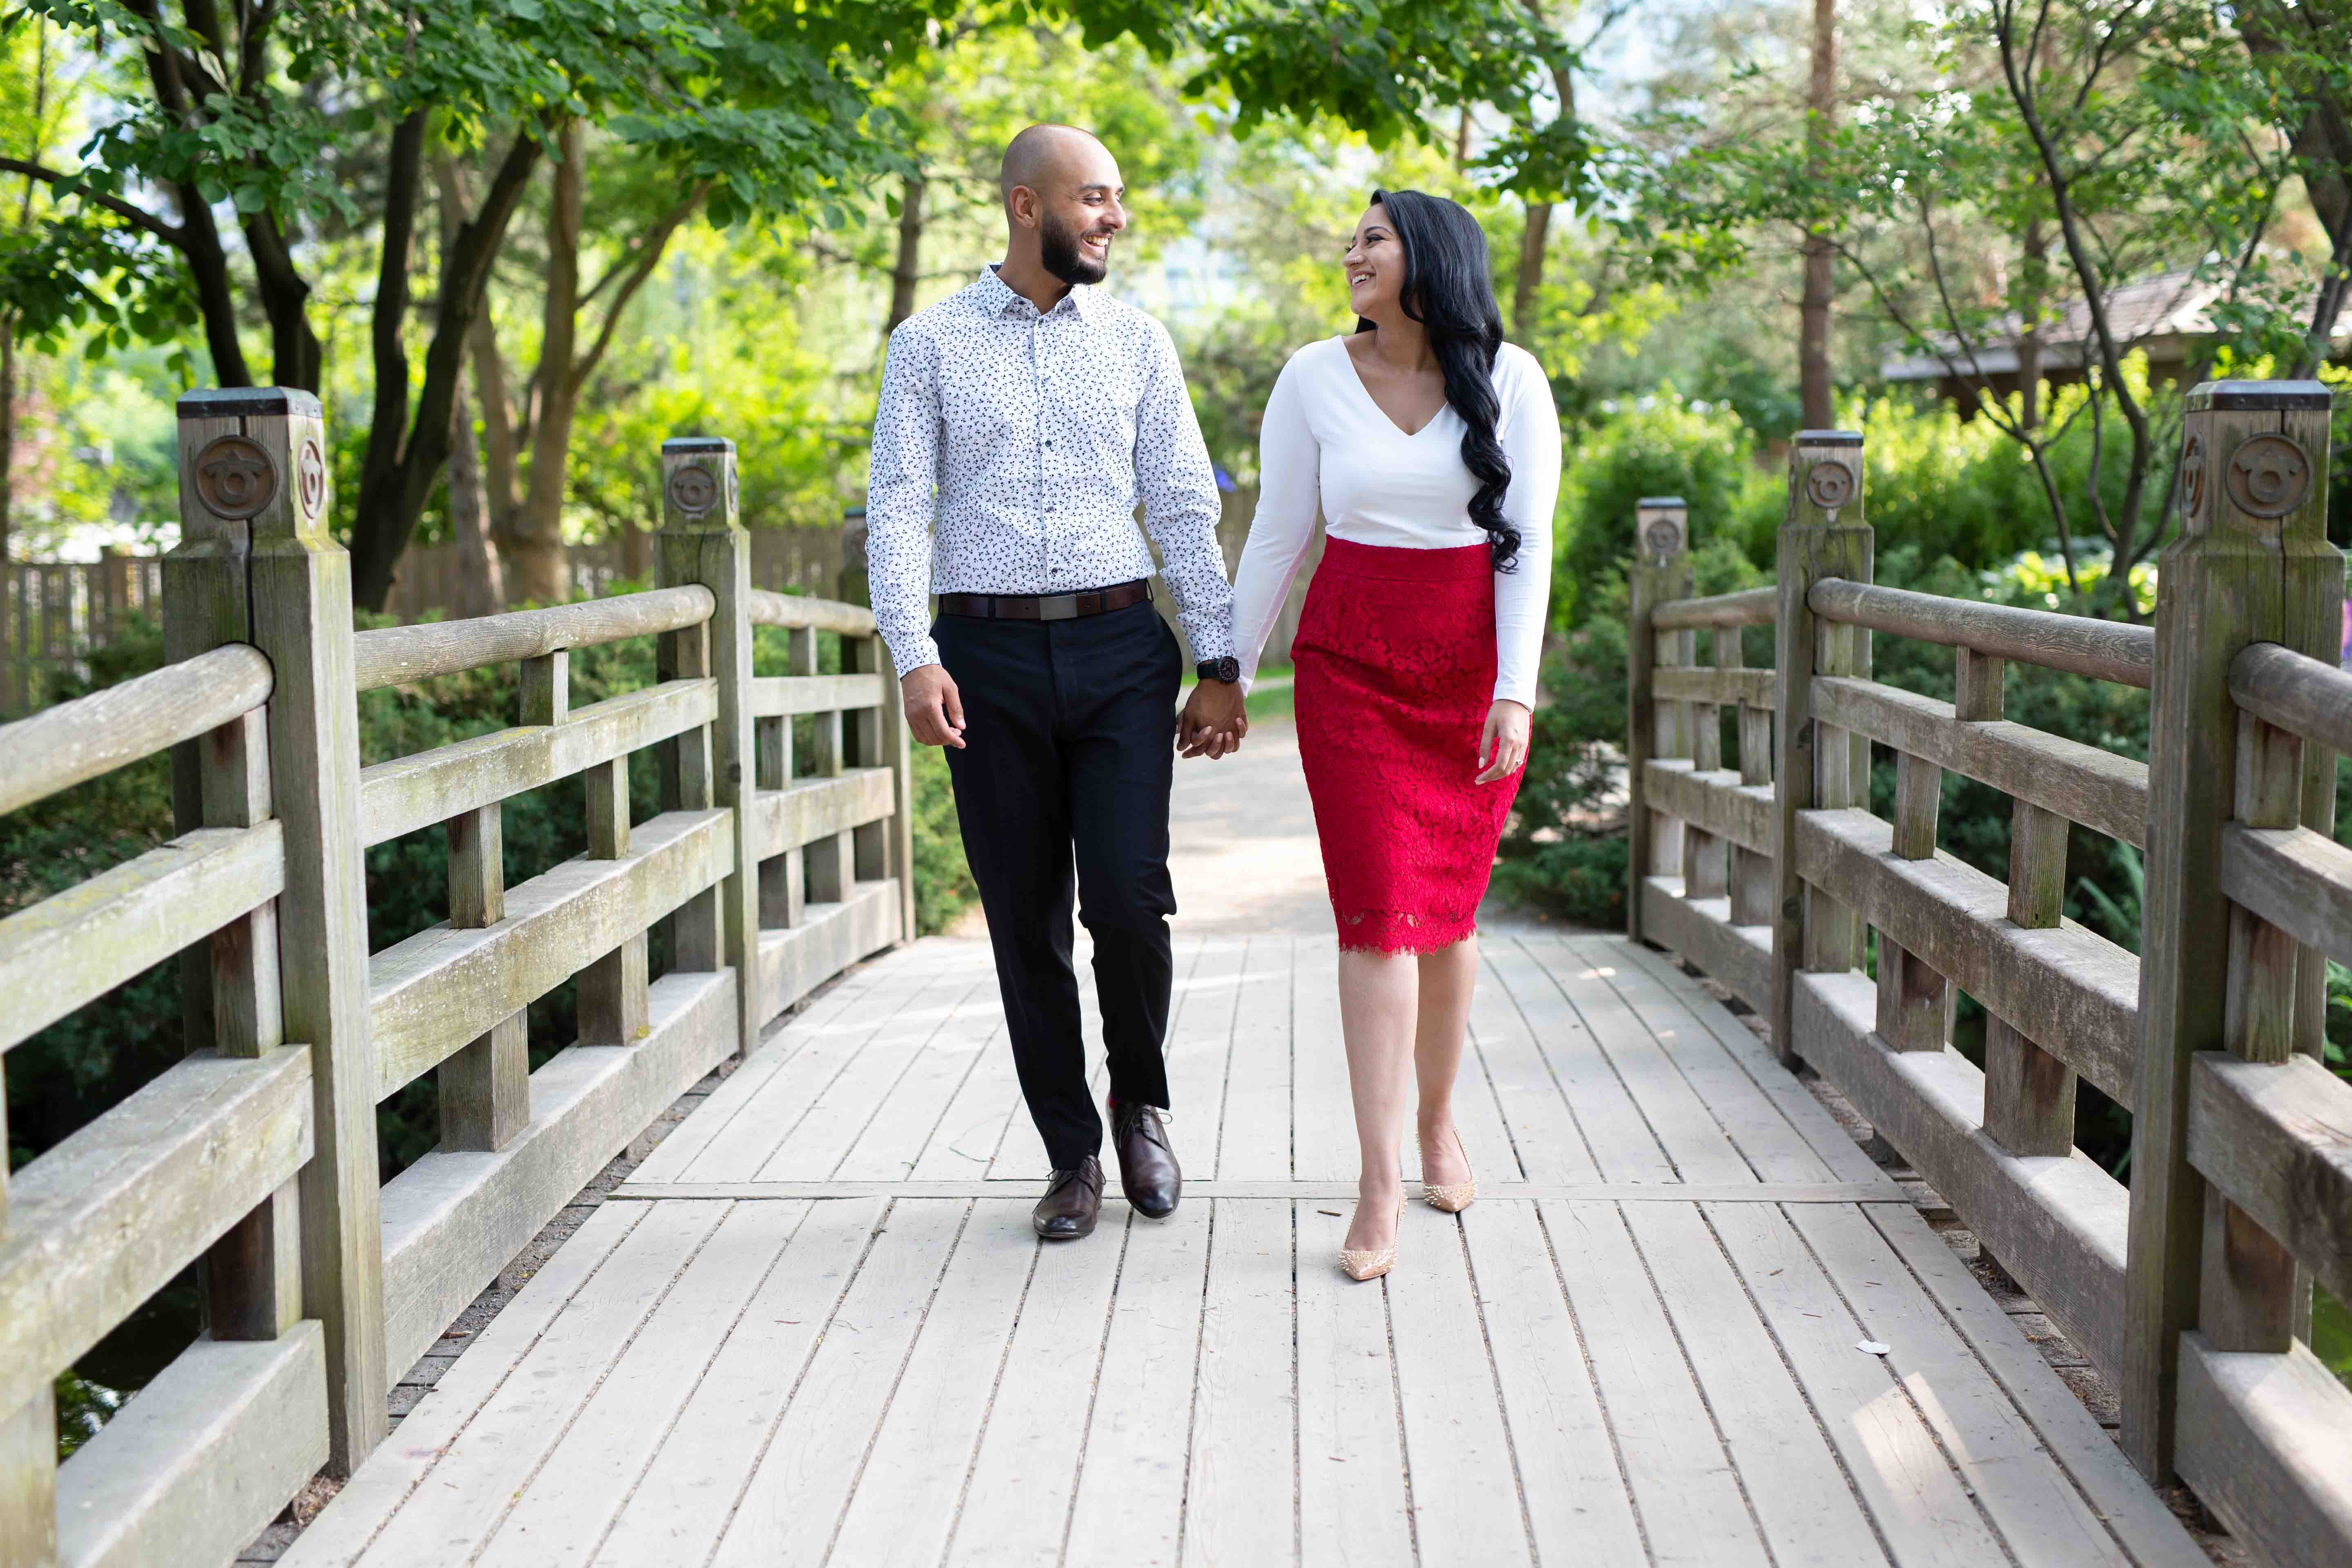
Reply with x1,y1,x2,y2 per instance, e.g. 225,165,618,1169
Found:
0,391,913,1567
1626,379,2352,1567
1,552,165,715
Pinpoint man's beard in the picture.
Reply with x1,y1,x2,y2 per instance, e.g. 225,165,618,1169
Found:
1040,213,1109,285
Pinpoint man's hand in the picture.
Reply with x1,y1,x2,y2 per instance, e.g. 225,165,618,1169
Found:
903,664,967,749
1179,680,1248,760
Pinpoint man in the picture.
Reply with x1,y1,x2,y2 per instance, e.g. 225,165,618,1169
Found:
866,124,1249,1241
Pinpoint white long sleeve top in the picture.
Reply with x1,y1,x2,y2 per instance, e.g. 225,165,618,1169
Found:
1229,335,1560,706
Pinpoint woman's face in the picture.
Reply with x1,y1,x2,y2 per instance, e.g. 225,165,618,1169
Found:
1344,204,1406,321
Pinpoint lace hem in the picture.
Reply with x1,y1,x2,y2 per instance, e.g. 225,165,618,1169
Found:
1334,907,1479,955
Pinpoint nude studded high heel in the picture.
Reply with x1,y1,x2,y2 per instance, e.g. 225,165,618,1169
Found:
1421,1127,1476,1214
1340,1199,1405,1282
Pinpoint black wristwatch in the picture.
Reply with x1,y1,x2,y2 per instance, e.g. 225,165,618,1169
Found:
1196,656,1240,684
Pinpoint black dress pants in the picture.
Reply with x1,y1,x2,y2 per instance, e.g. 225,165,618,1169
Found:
935,597,1181,1171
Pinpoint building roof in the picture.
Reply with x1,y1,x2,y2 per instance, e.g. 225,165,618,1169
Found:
1880,270,2348,382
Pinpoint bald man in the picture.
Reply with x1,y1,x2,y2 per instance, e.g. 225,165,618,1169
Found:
866,125,1247,1241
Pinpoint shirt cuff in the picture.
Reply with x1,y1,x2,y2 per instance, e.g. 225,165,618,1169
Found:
882,630,942,678
1491,678,1536,709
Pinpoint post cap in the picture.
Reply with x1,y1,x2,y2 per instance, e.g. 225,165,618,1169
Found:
662,436,735,454
176,387,323,420
1636,496,1688,510
2184,381,2335,413
1792,430,1864,447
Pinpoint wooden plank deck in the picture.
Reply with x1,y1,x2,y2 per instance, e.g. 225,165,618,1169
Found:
281,931,2204,1568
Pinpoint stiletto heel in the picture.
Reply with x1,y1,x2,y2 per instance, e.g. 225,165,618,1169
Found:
1421,1127,1476,1213
1339,1199,1405,1281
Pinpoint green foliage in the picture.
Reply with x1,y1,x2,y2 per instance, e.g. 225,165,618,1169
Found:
1553,398,1782,626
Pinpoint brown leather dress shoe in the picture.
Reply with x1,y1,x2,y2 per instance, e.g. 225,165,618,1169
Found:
1033,1156,1105,1240
1111,1099,1181,1218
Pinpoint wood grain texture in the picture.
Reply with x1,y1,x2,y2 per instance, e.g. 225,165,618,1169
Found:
438,1012,529,1152
1796,808,2138,1103
1641,760,1772,853
369,808,731,1094
1,1391,54,1568
1809,578,2154,687
375,970,737,1382
0,822,283,1052
1771,431,1871,1064
0,643,270,816
0,1049,312,1421
1652,665,1774,708
743,586,875,634
2218,822,2352,976
2176,1333,2352,1568
745,671,885,718
351,586,714,690
1814,674,2148,847
2231,639,2352,757
54,1325,327,1568
1639,877,1772,1009
2187,1051,2352,1309
358,680,715,848
1791,969,2129,1379
749,768,895,861
2123,382,2340,1479
1648,583,1777,629
755,882,901,1027
1626,547,1693,942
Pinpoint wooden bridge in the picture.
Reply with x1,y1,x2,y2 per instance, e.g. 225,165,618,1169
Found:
0,381,2343,1566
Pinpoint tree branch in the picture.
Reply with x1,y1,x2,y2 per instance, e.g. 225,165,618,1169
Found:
571,183,707,392
0,158,188,244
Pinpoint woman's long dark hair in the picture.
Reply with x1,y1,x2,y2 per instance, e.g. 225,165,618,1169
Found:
1355,188,1517,571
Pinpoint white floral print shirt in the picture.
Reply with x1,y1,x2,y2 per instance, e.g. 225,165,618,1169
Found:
865,264,1236,674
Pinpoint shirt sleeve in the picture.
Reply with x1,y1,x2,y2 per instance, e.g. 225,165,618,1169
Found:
1491,347,1559,707
865,321,943,675
1229,349,1321,692
1133,319,1235,662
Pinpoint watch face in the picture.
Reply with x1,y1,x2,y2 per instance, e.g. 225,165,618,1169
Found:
1199,657,1239,683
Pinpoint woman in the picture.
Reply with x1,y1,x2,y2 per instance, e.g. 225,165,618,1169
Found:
1229,190,1559,1279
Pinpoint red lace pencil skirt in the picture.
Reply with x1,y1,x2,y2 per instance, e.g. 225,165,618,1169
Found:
1292,537,1524,953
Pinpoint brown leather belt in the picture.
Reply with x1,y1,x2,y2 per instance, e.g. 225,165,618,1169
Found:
937,579,1152,621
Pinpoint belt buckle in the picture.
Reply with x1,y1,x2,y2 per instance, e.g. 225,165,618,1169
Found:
1036,593,1081,621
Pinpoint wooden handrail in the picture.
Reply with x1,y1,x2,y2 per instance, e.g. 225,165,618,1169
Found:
2229,640,2352,756
1806,577,2154,688
0,643,272,816
1650,585,1777,630
744,587,876,636
352,586,716,690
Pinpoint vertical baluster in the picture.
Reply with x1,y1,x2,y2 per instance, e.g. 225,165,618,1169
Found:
1625,499,1692,942
841,523,918,939
2124,377,2338,1479
1724,619,1775,927
658,437,761,1047
1682,626,1727,900
1982,801,2076,1152
755,708,804,931
1771,431,1871,1069
187,387,386,1474
439,802,529,1149
578,734,650,1047
1875,746,1950,1053
0,1392,55,1566
794,624,854,904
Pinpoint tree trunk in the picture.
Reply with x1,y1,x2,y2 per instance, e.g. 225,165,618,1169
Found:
347,128,543,610
503,119,586,607
1797,0,1839,429
887,171,926,337
243,211,321,389
2017,218,2047,432
446,367,505,617
1514,204,1552,345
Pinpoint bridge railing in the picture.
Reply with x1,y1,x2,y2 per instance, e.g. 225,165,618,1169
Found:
0,394,912,1567
1628,380,2348,1568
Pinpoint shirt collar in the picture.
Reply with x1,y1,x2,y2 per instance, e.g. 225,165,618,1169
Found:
973,263,1093,323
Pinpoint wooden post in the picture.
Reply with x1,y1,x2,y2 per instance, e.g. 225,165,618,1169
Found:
658,437,762,1050
187,387,387,1475
0,1393,54,1567
1724,618,1775,928
1983,802,2077,1154
2123,379,2339,1481
1875,748,1949,1054
1770,431,1871,1070
439,802,529,1151
1626,498,1691,942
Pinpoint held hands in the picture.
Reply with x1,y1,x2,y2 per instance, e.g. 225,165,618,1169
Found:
902,665,967,749
1179,680,1248,760
1475,699,1531,784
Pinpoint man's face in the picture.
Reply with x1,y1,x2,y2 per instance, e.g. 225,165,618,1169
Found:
1029,145,1127,285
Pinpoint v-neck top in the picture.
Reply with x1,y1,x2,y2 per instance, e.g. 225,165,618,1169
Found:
1230,334,1559,705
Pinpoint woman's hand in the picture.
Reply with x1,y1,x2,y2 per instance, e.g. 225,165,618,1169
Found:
1475,699,1532,784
